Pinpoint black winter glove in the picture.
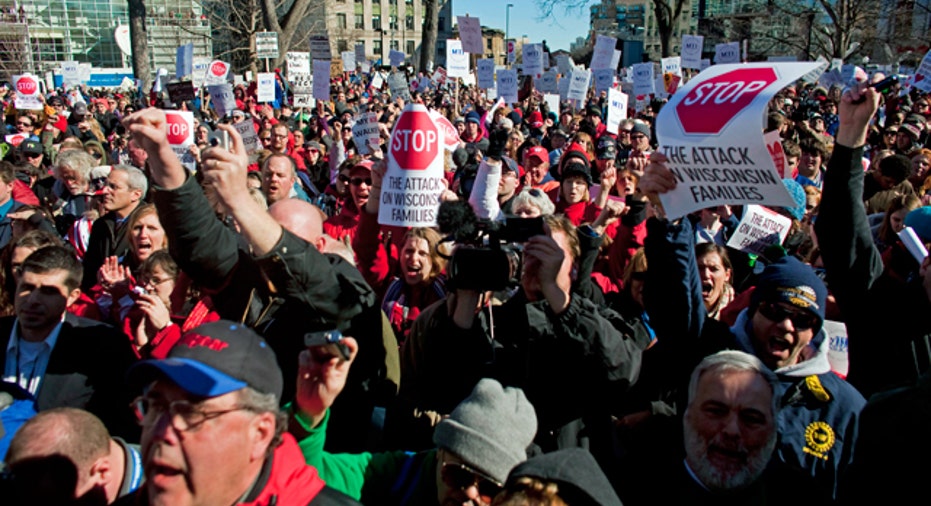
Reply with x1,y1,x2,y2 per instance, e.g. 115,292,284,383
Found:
486,127,510,161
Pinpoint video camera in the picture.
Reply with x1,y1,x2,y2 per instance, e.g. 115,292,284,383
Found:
437,201,544,291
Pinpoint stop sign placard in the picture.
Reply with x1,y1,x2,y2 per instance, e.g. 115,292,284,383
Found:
16,76,37,95
211,61,227,77
390,105,440,170
675,67,777,135
431,112,460,152
164,111,193,146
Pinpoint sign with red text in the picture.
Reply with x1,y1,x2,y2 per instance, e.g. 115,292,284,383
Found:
726,205,792,255
764,130,788,178
655,62,820,219
164,110,194,159
13,74,41,110
430,110,460,152
380,103,445,226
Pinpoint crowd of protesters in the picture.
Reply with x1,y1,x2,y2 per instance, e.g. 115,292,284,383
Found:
0,58,929,505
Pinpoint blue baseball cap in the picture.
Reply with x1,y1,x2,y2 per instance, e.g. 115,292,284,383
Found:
128,320,282,399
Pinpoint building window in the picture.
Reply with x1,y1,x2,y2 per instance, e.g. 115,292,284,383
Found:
390,40,399,50
438,16,445,31
390,15,398,30
374,39,383,55
356,14,364,28
405,15,413,29
338,39,348,51
389,0,397,4
373,14,381,30
486,38,492,50
337,13,347,28
407,40,415,54
406,0,413,4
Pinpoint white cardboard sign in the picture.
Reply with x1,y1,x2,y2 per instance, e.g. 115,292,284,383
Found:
341,51,356,72
725,205,792,255
568,68,591,101
310,35,332,60
447,40,470,78
312,60,331,100
352,112,380,155
457,16,483,54
379,103,445,227
593,68,615,93
389,50,406,67
497,69,518,103
655,62,820,219
164,110,194,160
207,83,236,118
13,74,42,110
477,59,496,89
257,72,276,102
681,35,704,70
591,35,617,70
632,63,655,97
522,43,545,77
714,42,741,64
204,60,231,86
606,88,629,134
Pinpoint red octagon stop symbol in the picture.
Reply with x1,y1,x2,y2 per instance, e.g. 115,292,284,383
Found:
16,76,36,95
211,61,228,77
390,107,439,170
164,112,191,145
675,67,777,135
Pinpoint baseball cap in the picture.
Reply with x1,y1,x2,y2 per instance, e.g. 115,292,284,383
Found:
128,320,283,399
525,146,549,163
502,156,524,179
586,105,602,119
231,109,246,119
901,123,922,140
72,102,87,117
631,122,651,140
750,257,827,332
306,140,323,152
19,140,42,156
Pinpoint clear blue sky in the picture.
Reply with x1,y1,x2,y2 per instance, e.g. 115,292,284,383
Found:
452,0,593,53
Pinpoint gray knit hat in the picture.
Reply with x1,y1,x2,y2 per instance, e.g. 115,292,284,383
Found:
433,379,538,484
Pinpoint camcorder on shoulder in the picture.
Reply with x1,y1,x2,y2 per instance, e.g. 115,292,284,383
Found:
437,201,544,291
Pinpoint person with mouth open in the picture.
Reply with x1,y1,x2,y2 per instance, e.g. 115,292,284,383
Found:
638,143,867,498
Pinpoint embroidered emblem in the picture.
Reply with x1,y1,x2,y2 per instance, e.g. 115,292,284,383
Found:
803,421,835,461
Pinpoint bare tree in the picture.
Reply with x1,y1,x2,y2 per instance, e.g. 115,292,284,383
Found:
129,0,153,91
258,0,319,69
420,0,438,72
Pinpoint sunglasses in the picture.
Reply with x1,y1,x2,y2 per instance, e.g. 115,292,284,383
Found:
350,177,372,186
757,301,818,330
440,462,502,503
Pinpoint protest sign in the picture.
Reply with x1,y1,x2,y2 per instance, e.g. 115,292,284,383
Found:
725,205,792,255
681,35,704,69
664,73,681,94
207,83,236,118
915,50,931,92
558,76,570,101
354,43,366,64
164,110,194,160
507,39,516,63
591,35,617,70
497,69,518,103
763,130,788,178
568,68,591,101
606,88,629,134
352,112,380,155
310,35,332,60
4,133,28,147
430,110,461,152
556,54,572,75
544,94,560,118
536,69,558,93
287,51,310,75
523,43,544,77
654,75,669,99
388,72,412,101
593,68,615,93
700,59,711,71
255,32,279,59
379,103,445,227
61,61,80,86
611,50,622,71
662,56,682,76
176,43,193,79
312,60,331,100
477,59,495,89
232,118,261,162
78,63,92,84
457,16,483,54
819,58,844,88
446,40,469,78
341,51,356,71
204,60,230,85
655,62,820,219
390,50,406,67
632,63,655,96
433,66,448,84
13,75,42,110
371,72,385,90
167,81,195,103
257,72,276,102
800,56,829,84
715,42,741,64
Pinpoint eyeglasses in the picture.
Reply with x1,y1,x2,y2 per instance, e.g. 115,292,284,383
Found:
337,174,351,184
350,177,372,186
23,152,41,159
757,301,818,330
138,276,174,288
131,396,254,432
260,137,272,142
16,121,32,127
440,462,503,503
